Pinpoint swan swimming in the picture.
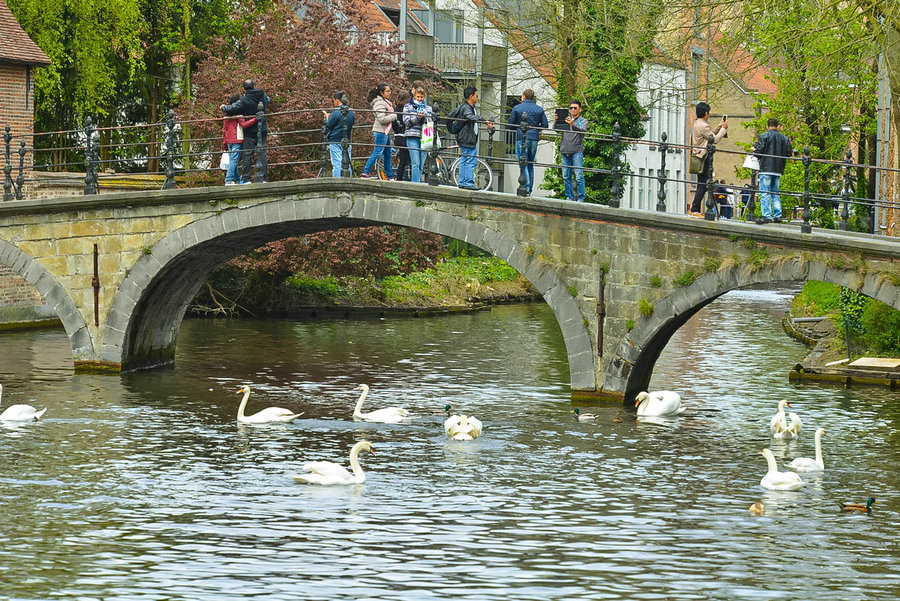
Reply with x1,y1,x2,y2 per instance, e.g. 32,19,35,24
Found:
235,385,303,424
444,414,483,440
759,448,804,491
787,428,826,472
292,440,375,485
634,391,684,416
352,384,410,423
770,400,801,438
0,384,47,422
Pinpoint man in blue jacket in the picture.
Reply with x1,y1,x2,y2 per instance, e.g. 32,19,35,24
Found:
753,117,792,224
221,79,269,184
323,92,355,177
508,89,548,194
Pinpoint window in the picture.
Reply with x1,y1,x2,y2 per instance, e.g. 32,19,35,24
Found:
433,10,463,43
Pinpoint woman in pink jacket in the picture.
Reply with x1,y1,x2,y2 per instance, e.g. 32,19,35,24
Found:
360,83,398,179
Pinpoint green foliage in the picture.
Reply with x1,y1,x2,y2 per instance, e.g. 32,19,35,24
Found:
568,285,578,297
638,297,654,317
649,275,662,288
742,238,757,250
285,275,343,297
792,281,842,316
860,302,900,356
703,257,721,273
728,234,739,243
748,246,769,269
673,271,696,287
839,287,867,335
626,318,635,332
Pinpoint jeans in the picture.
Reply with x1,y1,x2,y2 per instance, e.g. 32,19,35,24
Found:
407,136,424,182
516,138,538,193
561,152,585,201
363,132,392,178
758,173,782,219
329,142,351,177
458,146,477,188
226,143,242,183
689,159,711,213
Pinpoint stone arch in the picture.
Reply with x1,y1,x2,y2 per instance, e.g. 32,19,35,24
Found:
103,193,595,389
609,257,900,401
0,239,92,361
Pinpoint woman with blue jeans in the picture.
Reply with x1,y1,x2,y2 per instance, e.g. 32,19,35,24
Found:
403,87,432,183
361,83,397,179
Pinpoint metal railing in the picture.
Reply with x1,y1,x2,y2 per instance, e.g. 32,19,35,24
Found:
3,106,898,237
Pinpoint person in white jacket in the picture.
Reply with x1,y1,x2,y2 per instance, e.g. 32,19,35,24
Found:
360,83,398,179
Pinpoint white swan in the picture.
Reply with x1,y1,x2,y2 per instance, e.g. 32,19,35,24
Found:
444,414,483,440
352,384,410,423
760,448,804,491
0,384,47,422
788,428,826,472
769,399,790,434
635,391,684,416
235,385,303,424
292,440,375,485
770,400,802,438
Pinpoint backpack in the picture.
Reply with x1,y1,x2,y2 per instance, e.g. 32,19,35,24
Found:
446,104,465,135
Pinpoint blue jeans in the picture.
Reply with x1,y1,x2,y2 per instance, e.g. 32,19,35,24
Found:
363,132,392,177
329,142,352,177
758,173,782,219
458,146,477,187
561,152,585,201
516,138,538,193
226,143,242,183
407,137,425,182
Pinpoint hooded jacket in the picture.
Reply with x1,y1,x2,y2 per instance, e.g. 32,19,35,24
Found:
222,88,269,136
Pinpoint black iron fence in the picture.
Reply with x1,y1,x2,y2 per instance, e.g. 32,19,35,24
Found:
3,106,898,237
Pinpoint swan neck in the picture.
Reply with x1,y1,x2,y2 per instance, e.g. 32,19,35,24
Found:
237,389,250,420
353,388,368,417
349,443,365,478
764,451,779,473
814,431,824,466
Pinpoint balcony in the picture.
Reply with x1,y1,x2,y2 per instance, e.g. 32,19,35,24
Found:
407,35,507,79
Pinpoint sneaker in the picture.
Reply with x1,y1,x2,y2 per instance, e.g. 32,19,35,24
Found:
755,217,772,225
359,173,375,179
773,217,782,223
225,181,238,186
458,184,478,191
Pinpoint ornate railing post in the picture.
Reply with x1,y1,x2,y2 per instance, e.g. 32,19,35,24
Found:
162,110,178,190
320,115,330,177
426,111,441,186
253,101,267,183
656,131,668,212
340,103,351,178
801,146,812,234
516,120,529,197
3,125,13,201
15,140,26,200
746,170,757,220
83,117,98,195
703,133,717,220
839,148,851,231
609,122,621,208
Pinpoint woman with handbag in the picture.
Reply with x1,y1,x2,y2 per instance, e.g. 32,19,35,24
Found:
221,94,257,185
402,87,432,183
688,102,727,216
360,83,398,179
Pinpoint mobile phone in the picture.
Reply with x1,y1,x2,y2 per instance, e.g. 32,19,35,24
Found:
722,114,728,138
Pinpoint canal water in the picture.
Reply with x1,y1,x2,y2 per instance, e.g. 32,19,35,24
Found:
2,287,899,600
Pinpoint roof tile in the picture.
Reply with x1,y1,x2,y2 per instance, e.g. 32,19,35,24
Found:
0,0,50,66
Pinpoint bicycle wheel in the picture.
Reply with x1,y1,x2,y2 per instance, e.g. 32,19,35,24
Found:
450,157,493,190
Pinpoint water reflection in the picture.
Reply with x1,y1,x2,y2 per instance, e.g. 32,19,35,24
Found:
1,290,899,599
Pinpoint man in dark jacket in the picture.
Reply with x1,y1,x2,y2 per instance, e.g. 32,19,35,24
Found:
508,89,548,194
323,91,354,177
455,87,492,190
753,117,792,224
221,79,269,184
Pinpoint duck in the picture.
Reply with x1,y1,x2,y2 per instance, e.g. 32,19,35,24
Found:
235,385,303,424
429,404,454,416
444,414,483,441
749,502,766,516
352,384,410,423
0,384,47,422
787,428,826,472
839,497,875,513
292,440,375,485
634,390,684,416
572,407,597,421
759,448,804,491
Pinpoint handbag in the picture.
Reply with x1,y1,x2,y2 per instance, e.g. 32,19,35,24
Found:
236,123,244,142
219,151,230,171
689,154,704,174
742,154,760,171
420,118,435,151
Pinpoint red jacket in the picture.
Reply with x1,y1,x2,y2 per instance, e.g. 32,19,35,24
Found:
222,116,258,149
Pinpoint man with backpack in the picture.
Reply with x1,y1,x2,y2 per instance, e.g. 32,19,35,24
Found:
452,87,492,190
508,89,548,194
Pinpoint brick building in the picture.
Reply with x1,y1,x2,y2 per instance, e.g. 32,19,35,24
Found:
0,0,49,175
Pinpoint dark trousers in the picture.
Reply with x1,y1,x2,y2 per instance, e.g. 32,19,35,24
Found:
690,161,710,213
241,131,268,183
395,136,410,181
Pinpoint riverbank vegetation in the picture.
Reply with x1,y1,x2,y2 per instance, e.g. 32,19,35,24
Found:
189,228,536,316
791,281,900,358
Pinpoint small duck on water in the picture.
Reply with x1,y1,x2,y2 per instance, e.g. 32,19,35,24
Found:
839,497,876,513
749,502,765,516
572,408,597,422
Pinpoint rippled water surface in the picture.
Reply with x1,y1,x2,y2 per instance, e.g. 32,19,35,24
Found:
2,291,900,599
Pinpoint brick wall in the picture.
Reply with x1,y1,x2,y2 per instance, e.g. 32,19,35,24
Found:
0,61,35,175
0,263,54,325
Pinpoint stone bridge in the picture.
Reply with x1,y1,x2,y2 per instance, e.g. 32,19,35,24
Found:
1,179,899,402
